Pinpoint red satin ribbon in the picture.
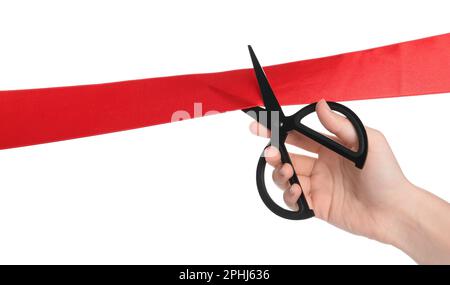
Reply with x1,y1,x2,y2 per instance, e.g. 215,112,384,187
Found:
1,33,450,150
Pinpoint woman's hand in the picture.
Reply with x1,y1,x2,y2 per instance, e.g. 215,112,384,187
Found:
250,99,450,264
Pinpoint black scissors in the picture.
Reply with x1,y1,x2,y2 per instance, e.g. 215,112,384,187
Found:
243,46,368,220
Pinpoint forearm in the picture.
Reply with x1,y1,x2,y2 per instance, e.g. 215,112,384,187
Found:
385,184,450,264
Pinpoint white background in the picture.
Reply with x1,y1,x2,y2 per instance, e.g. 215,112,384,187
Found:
0,0,449,264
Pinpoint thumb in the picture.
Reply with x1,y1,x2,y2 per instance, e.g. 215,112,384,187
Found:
315,99,358,148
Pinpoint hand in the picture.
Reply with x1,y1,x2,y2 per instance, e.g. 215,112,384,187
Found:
250,99,409,241
250,99,450,264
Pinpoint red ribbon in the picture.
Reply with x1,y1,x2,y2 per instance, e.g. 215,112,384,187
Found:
1,33,450,150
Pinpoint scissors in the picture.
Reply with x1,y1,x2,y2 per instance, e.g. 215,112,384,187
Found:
243,46,368,220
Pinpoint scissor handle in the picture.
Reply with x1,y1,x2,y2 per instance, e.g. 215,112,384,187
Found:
292,101,368,169
255,101,368,220
257,143,315,220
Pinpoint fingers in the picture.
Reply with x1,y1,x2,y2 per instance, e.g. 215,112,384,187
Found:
264,146,281,168
265,146,316,176
315,99,358,148
272,163,294,190
250,121,321,153
283,177,311,211
263,146,313,211
284,184,301,211
250,121,270,137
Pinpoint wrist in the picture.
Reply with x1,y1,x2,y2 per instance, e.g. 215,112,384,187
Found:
375,182,422,248
378,182,450,264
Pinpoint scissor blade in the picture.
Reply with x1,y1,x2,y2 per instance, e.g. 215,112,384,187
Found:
248,45,284,117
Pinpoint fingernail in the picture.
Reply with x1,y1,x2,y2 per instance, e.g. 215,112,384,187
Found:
264,146,274,157
321,99,331,111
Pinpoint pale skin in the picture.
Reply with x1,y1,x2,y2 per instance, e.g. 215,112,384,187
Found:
250,99,450,264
